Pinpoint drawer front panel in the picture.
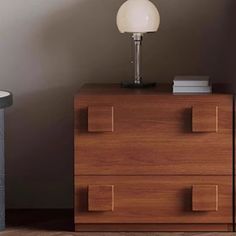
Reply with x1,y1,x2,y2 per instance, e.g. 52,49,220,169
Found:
74,176,232,224
75,95,232,175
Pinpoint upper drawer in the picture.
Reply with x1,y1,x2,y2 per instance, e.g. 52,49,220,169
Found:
75,95,233,175
75,175,232,224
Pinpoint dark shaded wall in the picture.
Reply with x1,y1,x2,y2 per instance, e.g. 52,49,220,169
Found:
223,0,236,88
0,0,234,208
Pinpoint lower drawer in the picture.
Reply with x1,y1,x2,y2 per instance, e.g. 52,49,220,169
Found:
74,176,232,224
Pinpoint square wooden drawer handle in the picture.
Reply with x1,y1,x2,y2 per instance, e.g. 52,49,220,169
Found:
88,105,114,132
88,185,114,212
192,105,218,132
192,185,218,211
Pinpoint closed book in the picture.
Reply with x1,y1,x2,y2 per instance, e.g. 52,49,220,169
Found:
173,86,212,94
174,76,210,87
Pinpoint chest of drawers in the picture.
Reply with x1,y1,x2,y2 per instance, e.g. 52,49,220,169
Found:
74,84,234,232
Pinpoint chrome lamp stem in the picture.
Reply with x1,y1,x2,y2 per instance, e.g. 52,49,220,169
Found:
121,33,156,88
133,33,142,85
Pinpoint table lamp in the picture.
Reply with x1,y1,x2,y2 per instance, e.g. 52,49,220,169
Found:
117,0,160,88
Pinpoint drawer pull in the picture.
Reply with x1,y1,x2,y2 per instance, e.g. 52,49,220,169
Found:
88,105,114,132
88,185,114,212
192,105,218,132
192,185,218,211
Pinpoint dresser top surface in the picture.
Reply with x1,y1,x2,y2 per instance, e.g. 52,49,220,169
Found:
76,83,233,96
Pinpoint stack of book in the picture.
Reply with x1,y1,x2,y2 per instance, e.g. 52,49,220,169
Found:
173,76,212,94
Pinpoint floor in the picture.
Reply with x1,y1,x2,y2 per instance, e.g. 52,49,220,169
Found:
0,210,234,236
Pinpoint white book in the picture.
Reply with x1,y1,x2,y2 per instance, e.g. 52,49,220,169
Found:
174,76,210,87
173,86,212,94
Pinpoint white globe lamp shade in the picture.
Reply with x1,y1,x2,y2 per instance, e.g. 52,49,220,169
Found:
116,0,160,33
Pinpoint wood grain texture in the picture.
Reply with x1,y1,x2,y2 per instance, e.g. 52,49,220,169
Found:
88,185,114,212
75,85,233,175
74,176,232,224
74,84,233,232
75,223,232,232
192,185,218,211
192,105,218,132
88,105,114,132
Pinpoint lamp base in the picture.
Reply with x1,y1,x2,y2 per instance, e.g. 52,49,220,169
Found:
121,81,156,89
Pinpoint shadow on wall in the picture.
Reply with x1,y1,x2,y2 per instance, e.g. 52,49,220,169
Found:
40,0,132,85
143,0,234,82
5,0,128,209
223,0,236,89
6,87,74,208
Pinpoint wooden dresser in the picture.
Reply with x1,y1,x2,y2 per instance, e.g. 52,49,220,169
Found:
74,84,234,232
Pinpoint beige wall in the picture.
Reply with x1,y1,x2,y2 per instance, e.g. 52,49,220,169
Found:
0,0,233,208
